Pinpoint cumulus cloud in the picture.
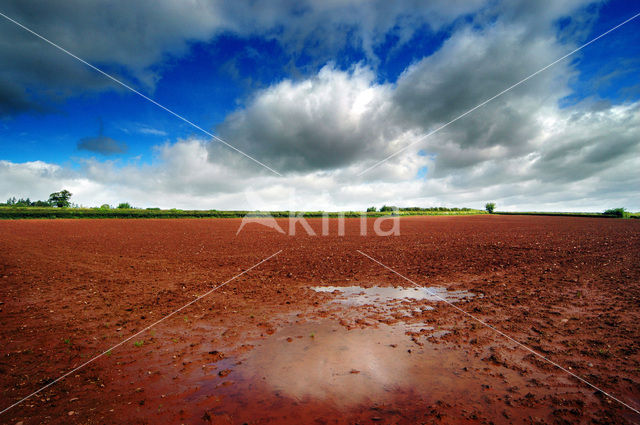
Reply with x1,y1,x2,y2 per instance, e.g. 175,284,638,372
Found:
3,95,639,212
212,16,573,176
216,65,406,172
0,160,80,201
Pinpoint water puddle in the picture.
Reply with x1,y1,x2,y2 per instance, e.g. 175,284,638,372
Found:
168,284,561,423
240,321,458,406
312,285,475,307
188,319,538,423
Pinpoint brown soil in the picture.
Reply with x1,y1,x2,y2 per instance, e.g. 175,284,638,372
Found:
0,215,639,424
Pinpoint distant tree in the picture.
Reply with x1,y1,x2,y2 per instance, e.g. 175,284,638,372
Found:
380,205,397,212
33,200,52,207
12,197,31,207
366,206,377,212
48,190,72,208
485,202,496,213
100,204,111,209
603,207,628,218
117,202,132,209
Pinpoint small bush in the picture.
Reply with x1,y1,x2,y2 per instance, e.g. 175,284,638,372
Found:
117,202,132,209
603,207,629,218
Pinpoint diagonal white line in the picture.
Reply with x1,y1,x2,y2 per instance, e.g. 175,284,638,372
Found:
358,11,640,176
0,249,282,415
0,11,282,177
356,249,640,415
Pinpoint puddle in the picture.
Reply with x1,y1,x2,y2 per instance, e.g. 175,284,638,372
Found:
240,321,452,406
187,319,540,423
312,285,475,306
179,285,550,423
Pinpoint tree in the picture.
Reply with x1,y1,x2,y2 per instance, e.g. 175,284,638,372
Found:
603,207,629,218
366,206,377,212
117,202,132,209
48,190,72,208
485,202,496,214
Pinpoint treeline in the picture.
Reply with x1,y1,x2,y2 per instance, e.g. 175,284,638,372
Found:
3,197,54,207
4,190,633,220
367,205,477,212
0,208,406,220
0,206,487,220
496,209,638,219
400,206,476,212
2,190,73,208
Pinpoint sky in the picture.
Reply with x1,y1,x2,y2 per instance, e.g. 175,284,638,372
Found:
0,0,639,212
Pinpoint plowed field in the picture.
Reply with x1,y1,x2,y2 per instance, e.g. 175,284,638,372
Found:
1,216,639,424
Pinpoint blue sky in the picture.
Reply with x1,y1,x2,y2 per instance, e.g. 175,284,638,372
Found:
0,0,639,210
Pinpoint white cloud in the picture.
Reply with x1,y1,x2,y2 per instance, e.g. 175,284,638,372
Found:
137,127,168,137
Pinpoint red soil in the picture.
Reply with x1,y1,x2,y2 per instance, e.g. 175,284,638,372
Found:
0,215,639,424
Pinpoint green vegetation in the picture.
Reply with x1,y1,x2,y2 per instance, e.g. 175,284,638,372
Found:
0,206,486,219
3,197,52,207
398,206,477,212
2,189,75,209
603,207,630,218
496,210,638,219
1,191,635,219
1,205,635,220
485,202,496,213
48,190,73,208
379,205,396,212
134,340,144,347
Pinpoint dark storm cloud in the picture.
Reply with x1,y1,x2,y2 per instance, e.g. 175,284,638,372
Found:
0,0,486,117
0,80,41,116
0,0,223,117
77,135,127,155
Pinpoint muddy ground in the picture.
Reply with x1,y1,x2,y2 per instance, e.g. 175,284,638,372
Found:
0,215,639,424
